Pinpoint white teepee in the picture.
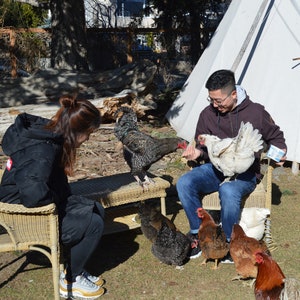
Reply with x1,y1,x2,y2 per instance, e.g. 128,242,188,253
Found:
166,0,300,172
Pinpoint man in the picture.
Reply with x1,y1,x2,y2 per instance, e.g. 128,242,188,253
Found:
177,69,287,260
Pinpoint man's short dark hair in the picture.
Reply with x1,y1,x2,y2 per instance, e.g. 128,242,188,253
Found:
205,69,236,91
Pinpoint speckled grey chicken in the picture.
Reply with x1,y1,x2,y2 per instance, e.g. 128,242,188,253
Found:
151,219,191,268
114,106,186,189
137,202,190,268
138,202,176,243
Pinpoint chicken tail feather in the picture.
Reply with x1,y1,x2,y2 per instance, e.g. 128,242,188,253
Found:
235,122,264,152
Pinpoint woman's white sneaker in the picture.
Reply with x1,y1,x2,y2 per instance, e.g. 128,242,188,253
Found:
60,274,105,299
82,270,105,286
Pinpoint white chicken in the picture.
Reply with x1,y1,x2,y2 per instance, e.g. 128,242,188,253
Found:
198,122,263,180
239,207,270,240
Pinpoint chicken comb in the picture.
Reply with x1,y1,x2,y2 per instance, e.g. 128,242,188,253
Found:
197,207,203,217
254,251,265,263
177,140,187,149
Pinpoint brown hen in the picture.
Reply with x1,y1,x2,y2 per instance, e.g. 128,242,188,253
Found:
230,224,270,282
197,208,229,269
254,251,285,300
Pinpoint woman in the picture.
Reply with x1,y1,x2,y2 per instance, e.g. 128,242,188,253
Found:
0,95,105,299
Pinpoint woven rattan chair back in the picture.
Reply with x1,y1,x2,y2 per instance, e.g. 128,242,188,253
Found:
0,170,60,300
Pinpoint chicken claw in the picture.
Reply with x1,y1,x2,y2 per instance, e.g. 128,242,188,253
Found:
135,175,155,191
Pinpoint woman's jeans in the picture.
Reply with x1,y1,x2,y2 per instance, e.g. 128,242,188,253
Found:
176,163,256,241
65,212,104,281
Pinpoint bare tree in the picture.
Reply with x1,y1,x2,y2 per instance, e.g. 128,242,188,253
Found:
85,0,118,28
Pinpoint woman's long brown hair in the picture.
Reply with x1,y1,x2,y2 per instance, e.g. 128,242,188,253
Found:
45,95,101,176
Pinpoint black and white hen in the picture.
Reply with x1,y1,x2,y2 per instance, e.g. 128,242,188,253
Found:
138,202,190,268
138,202,176,243
114,106,186,189
151,220,191,269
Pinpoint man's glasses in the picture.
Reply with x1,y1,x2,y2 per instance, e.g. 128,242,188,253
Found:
207,91,233,106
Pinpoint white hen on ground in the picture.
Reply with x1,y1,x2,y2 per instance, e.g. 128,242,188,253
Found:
198,122,263,180
239,207,270,240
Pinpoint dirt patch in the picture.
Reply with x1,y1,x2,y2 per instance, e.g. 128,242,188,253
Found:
69,122,185,183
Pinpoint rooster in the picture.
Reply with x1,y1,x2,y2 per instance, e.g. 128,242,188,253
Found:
150,219,191,269
197,208,229,269
198,121,263,181
230,224,270,283
254,251,285,300
114,106,186,189
138,202,176,243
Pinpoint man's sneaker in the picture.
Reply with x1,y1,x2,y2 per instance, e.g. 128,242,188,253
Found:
60,274,105,299
220,252,234,264
82,271,105,286
186,233,202,259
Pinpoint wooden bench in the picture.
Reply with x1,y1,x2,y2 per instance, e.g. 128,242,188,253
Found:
70,173,171,234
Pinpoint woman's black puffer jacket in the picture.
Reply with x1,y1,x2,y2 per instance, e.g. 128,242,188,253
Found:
0,113,104,245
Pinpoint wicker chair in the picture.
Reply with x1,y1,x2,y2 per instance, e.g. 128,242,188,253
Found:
0,177,61,300
202,163,273,211
200,161,277,250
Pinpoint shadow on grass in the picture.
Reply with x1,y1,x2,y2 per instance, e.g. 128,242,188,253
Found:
272,183,282,205
86,197,185,277
85,228,140,277
0,250,51,289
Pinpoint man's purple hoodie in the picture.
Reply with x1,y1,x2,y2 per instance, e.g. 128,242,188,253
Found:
194,85,286,175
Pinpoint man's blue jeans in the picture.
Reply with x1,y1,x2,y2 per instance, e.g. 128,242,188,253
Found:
176,163,257,241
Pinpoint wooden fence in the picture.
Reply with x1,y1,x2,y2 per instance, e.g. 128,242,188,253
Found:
0,26,216,76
